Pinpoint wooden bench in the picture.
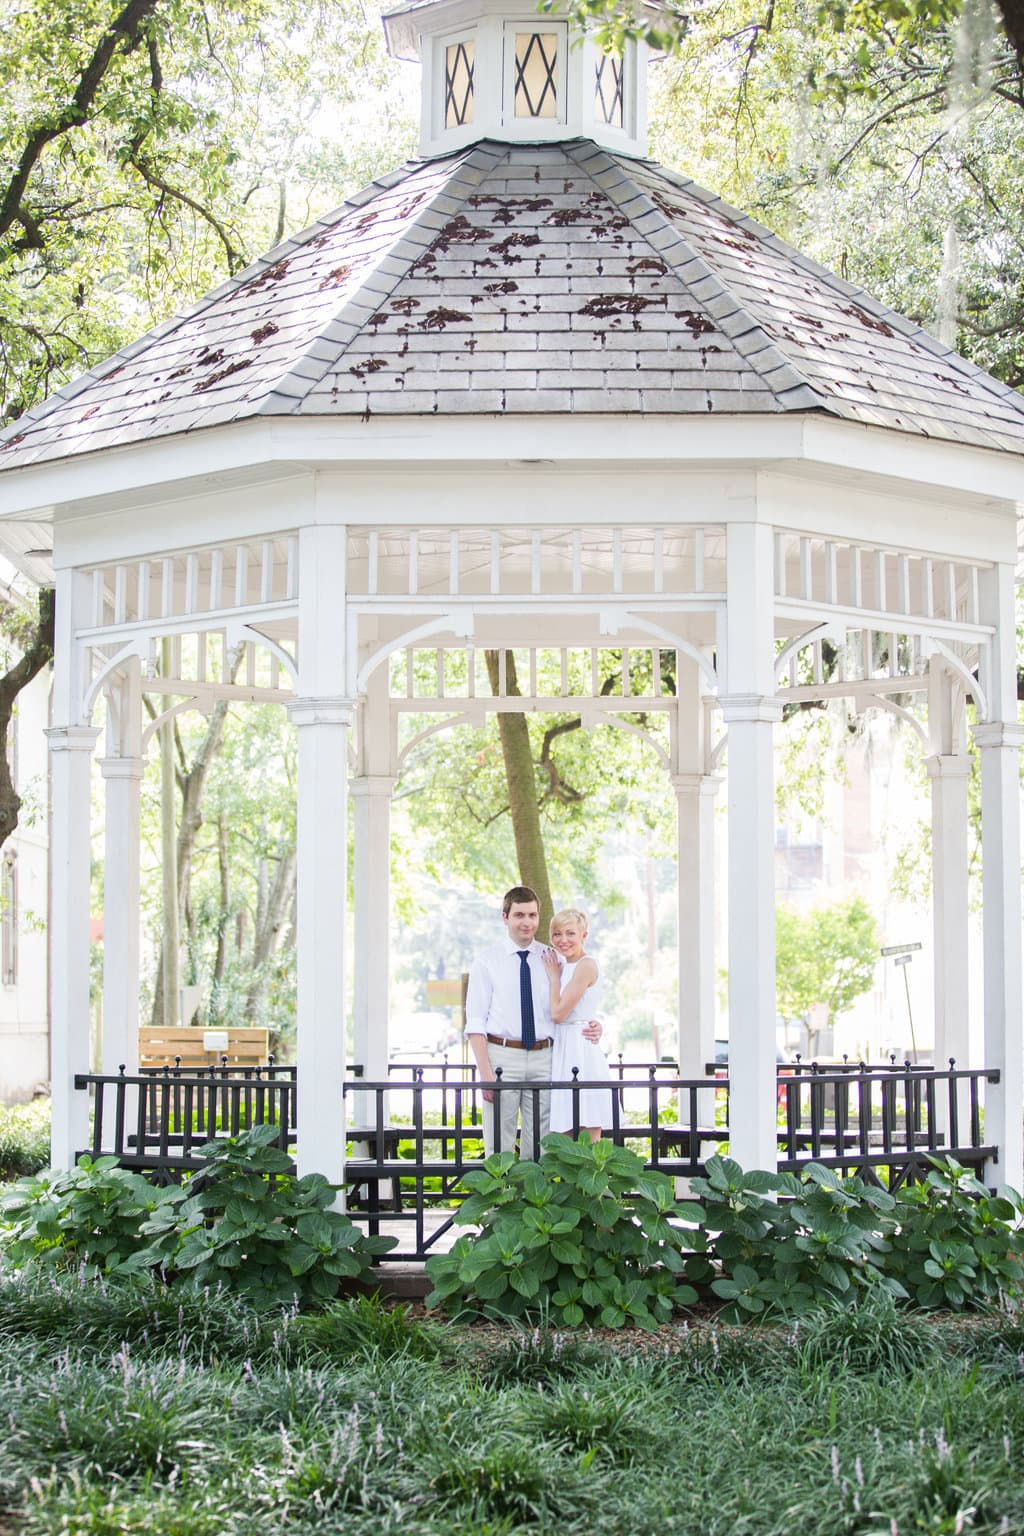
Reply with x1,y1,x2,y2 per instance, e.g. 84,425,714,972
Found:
138,1026,271,1071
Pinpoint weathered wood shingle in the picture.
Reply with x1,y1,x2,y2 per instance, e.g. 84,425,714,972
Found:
2,137,1023,471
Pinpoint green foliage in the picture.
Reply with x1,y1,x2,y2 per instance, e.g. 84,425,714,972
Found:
790,1285,942,1374
775,896,880,1045
885,1157,1024,1309
0,1096,50,1179
0,1154,185,1276
0,1124,395,1309
694,1155,901,1320
425,1134,702,1329
278,1293,446,1363
5,1262,1024,1535
427,1146,1024,1328
697,1153,1024,1320
1,0,413,422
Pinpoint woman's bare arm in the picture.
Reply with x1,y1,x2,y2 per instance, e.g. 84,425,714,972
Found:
544,954,598,1023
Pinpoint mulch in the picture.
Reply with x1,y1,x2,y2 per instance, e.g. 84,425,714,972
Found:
393,1298,996,1358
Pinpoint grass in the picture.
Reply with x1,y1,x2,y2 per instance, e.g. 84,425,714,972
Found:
0,1267,1023,1534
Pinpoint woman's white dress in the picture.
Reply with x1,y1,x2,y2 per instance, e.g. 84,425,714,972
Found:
549,959,613,1133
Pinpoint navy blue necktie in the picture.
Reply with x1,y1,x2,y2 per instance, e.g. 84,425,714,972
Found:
518,950,536,1049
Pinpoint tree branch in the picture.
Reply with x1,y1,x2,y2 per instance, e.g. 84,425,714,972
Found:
0,0,161,248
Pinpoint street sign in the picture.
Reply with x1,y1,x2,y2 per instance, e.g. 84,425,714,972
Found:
880,943,923,957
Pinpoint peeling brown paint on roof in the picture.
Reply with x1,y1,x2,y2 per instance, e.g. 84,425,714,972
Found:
2,137,1024,468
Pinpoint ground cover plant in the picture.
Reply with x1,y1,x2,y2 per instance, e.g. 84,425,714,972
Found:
0,1266,1023,1535
426,1141,1024,1325
0,1125,394,1309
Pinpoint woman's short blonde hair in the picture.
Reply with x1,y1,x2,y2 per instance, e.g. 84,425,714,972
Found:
550,908,588,933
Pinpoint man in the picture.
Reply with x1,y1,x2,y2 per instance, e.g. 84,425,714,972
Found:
465,885,601,1157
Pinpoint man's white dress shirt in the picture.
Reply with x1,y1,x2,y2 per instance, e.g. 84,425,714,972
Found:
464,936,553,1044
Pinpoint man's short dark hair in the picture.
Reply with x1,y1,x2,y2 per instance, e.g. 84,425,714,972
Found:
503,885,539,917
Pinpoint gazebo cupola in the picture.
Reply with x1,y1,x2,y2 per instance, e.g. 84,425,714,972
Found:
383,0,650,157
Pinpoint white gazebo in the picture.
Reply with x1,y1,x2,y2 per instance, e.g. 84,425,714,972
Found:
0,0,1021,1187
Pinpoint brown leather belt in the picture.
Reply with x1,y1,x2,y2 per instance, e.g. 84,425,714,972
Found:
485,1033,551,1051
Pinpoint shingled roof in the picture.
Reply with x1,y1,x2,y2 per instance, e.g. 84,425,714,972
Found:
3,136,1024,473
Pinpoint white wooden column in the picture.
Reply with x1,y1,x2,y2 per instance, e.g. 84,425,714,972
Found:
47,568,99,1169
673,662,719,1080
975,561,1024,1191
352,775,395,1085
721,521,782,1172
100,662,144,1075
352,662,395,1088
289,523,352,1185
925,753,970,1051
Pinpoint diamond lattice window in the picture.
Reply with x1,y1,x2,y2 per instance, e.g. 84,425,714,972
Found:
595,53,624,128
445,40,475,128
514,32,558,118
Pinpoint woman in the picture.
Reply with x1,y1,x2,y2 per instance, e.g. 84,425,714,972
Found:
542,909,613,1141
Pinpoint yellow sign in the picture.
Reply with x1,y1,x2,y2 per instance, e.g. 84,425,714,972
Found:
425,978,463,1007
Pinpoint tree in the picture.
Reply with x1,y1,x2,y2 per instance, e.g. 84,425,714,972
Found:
0,0,410,423
0,585,53,848
138,701,298,1040
396,646,677,922
775,896,881,1055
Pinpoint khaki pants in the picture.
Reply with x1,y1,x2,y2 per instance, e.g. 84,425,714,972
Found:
483,1041,551,1158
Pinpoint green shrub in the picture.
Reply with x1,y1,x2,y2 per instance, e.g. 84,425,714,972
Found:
0,1125,395,1311
884,1157,1024,1309
0,1156,184,1276
693,1155,902,1321
425,1134,702,1329
0,1097,51,1180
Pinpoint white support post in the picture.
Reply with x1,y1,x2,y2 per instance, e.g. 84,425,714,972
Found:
925,666,971,1143
289,523,352,1186
47,571,99,1170
99,658,145,1077
721,522,782,1174
974,562,1024,1191
99,671,145,1077
672,661,719,1088
673,772,720,1110
352,774,395,1088
925,751,971,1136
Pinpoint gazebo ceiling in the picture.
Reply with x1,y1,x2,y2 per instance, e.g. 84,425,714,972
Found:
3,134,1024,491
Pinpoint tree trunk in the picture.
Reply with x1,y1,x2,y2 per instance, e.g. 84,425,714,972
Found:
149,691,233,1027
0,587,54,849
244,842,297,1022
484,649,553,933
213,817,230,987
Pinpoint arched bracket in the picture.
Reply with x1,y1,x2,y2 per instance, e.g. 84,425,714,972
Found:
355,610,475,696
224,621,298,686
599,610,719,695
862,693,929,750
81,640,149,723
774,621,847,681
397,711,473,769
922,636,987,722
141,695,203,751
579,707,670,767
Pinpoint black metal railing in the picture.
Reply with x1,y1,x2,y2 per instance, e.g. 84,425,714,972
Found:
76,1062,295,1176
73,1057,999,1257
